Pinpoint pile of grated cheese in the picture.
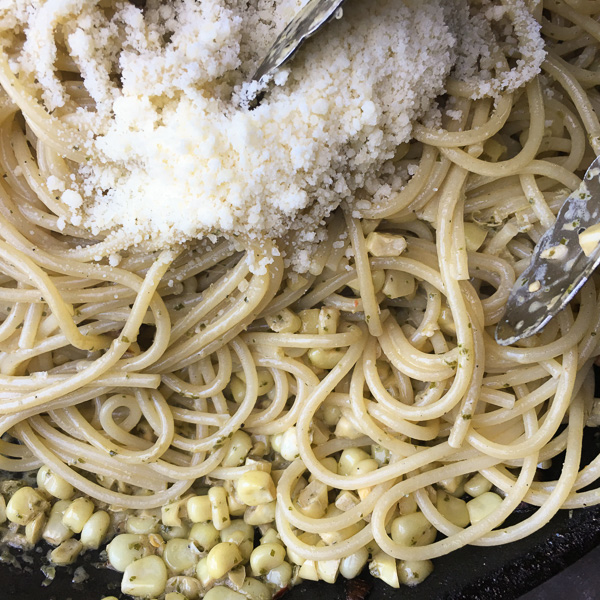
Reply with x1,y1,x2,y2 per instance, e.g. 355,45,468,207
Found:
1,0,545,269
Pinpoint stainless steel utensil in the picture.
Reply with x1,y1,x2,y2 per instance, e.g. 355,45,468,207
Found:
245,0,347,106
495,155,600,345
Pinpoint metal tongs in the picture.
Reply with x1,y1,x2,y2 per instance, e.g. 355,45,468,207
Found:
496,155,600,345
244,0,347,107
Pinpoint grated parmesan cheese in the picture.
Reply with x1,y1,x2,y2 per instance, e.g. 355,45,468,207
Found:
0,0,545,270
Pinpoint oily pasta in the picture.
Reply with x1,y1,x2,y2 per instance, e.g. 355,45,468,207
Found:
0,0,600,596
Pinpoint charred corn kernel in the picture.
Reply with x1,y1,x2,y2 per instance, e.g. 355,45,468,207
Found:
297,480,328,518
240,577,271,600
316,557,341,584
6,486,48,525
437,491,470,528
221,430,253,468
126,514,159,535
335,490,360,512
196,557,212,587
391,512,436,547
279,427,300,461
236,471,276,506
162,501,183,528
250,543,286,576
351,458,378,476
369,552,399,588
164,538,198,573
204,586,245,600
165,576,203,599
307,347,344,370
244,501,276,525
25,512,46,544
257,369,275,395
37,465,74,500
398,494,418,515
81,510,110,549
298,559,319,581
209,487,230,531
365,232,407,257
265,308,301,334
50,539,82,565
166,593,187,600
398,559,434,586
287,532,319,566
463,222,488,252
339,547,369,579
382,272,415,299
230,375,246,403
207,542,242,579
466,492,503,524
0,494,5,524
43,500,74,546
266,561,292,588
339,448,370,476
348,269,385,294
107,533,151,572
464,473,493,497
62,497,94,533
334,415,362,439
318,307,340,334
299,309,320,334
437,475,464,495
189,522,220,552
122,555,168,598
187,495,212,523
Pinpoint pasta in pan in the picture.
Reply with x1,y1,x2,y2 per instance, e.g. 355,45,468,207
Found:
0,0,600,597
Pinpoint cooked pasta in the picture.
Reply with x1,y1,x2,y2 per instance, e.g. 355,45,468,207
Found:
0,0,600,598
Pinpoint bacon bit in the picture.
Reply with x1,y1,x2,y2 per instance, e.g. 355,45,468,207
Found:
273,586,290,600
345,578,372,600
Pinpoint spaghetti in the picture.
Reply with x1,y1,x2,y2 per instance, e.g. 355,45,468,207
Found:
0,0,599,596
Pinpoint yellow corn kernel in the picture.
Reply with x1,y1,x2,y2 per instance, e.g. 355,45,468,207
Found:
339,547,369,580
43,500,74,546
62,497,94,533
163,537,198,574
369,552,399,588
338,448,370,476
122,555,168,598
307,347,344,370
206,542,242,580
187,495,212,523
348,270,385,294
25,512,46,545
81,510,111,549
209,487,230,531
6,486,48,526
382,272,415,299
37,465,74,500
250,543,286,576
265,308,302,333
189,521,220,552
50,539,83,566
390,512,436,547
466,491,503,524
464,473,493,498
318,307,340,335
298,309,320,334
106,533,152,572
296,480,328,518
244,501,276,526
236,471,276,506
365,232,407,257
397,559,434,586
437,491,470,528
